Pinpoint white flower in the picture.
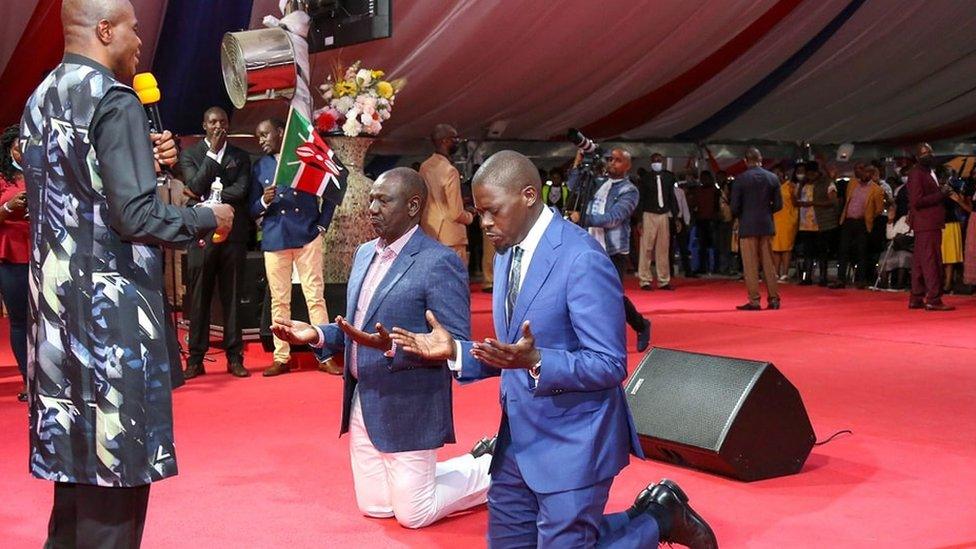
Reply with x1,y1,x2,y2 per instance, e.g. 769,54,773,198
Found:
332,96,355,114
342,116,363,137
356,69,373,86
363,120,382,135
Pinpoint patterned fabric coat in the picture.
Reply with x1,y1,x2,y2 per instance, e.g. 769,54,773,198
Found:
20,57,212,487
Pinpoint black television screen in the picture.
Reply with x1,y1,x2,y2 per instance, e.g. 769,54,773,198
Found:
307,0,392,53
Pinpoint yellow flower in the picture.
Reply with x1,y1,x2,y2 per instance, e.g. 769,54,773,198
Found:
334,81,358,97
371,70,385,79
376,81,394,99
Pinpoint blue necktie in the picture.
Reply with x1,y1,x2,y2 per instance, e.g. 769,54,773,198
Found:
506,247,523,323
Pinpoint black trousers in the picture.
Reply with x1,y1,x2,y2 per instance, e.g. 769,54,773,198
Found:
610,253,646,332
46,482,151,549
836,218,870,284
797,230,829,283
694,219,715,273
185,239,246,364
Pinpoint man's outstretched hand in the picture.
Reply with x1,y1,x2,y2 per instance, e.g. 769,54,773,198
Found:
390,310,456,361
271,318,319,345
470,321,540,370
337,316,393,356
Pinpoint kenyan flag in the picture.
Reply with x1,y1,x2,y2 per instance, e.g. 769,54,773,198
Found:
273,107,348,205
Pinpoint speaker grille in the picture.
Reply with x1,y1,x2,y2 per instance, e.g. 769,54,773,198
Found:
626,348,767,451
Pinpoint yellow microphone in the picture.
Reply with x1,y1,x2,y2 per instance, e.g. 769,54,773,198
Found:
132,72,163,133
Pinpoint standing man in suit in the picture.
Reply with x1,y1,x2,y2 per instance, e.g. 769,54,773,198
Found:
637,153,680,290
249,118,341,376
391,151,717,548
270,168,493,528
420,124,474,263
731,147,782,311
179,107,252,378
907,143,954,311
20,0,234,544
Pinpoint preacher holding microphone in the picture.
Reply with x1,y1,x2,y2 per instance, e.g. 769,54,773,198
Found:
132,72,164,134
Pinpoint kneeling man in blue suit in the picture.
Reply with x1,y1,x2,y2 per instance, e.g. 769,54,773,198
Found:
391,151,718,548
272,168,492,528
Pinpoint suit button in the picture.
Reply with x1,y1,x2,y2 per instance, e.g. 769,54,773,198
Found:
293,191,298,196
280,210,286,215
294,208,300,213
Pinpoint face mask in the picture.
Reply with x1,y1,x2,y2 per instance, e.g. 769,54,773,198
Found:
795,173,805,182
900,176,908,184
11,158,21,171
651,162,663,172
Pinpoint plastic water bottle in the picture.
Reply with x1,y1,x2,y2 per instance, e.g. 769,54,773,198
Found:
197,177,226,246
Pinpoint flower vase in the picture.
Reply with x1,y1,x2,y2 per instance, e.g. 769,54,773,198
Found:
321,136,375,284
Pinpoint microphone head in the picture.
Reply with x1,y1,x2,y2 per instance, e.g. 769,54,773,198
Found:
132,72,160,104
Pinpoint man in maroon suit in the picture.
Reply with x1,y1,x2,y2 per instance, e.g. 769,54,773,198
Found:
907,143,954,311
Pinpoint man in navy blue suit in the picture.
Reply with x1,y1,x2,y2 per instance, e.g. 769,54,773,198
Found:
249,118,341,375
391,151,717,548
270,168,492,528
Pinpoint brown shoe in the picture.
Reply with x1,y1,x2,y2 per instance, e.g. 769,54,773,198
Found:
318,357,342,375
925,303,956,311
184,362,206,379
263,361,291,377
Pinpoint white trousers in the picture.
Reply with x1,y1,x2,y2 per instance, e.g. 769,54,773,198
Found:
349,390,492,529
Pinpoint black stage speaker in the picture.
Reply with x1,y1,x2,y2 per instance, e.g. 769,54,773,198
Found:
625,348,815,481
258,282,348,352
180,251,266,341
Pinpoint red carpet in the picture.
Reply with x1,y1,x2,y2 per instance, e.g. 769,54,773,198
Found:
2,279,975,548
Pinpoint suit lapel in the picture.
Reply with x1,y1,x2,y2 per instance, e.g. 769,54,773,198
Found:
360,230,423,328
346,242,375,322
507,217,562,342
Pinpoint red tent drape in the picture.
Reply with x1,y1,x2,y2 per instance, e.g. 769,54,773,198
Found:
0,0,63,128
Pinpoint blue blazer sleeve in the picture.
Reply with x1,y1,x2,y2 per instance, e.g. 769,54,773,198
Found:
584,185,638,229
312,323,344,361
533,248,628,394
426,250,471,341
249,162,269,219
566,168,583,193
456,340,502,383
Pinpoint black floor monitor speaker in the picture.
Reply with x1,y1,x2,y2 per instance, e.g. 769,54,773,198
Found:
625,347,815,481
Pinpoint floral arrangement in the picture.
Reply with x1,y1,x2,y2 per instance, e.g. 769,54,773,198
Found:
315,61,405,137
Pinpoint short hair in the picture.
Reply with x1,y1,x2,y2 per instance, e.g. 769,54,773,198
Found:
0,125,20,180
260,118,285,131
472,150,541,194
430,124,456,143
203,106,229,122
744,147,762,163
381,167,427,206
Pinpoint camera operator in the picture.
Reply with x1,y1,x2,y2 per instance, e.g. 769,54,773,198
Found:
567,148,651,352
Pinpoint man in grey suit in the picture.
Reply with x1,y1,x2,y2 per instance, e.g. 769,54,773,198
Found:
272,168,492,529
731,147,783,310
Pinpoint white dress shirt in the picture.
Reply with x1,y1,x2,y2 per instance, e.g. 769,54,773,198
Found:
204,138,227,165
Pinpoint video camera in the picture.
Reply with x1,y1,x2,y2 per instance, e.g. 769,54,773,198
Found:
568,128,605,172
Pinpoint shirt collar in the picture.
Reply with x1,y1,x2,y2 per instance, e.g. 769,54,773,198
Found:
377,224,419,257
204,139,228,158
514,206,555,255
62,53,114,79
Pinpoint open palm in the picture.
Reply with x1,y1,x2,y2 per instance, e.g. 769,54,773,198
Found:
390,310,455,361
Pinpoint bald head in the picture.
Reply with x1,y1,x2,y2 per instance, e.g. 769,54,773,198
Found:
62,0,141,81
473,150,541,195
430,124,459,156
745,147,762,165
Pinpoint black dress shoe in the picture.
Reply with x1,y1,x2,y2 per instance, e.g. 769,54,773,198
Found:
659,284,675,291
636,319,651,353
908,301,925,310
17,392,28,402
470,435,497,458
736,302,761,311
925,302,956,311
767,300,781,310
650,479,718,549
183,362,205,379
627,483,656,518
640,284,653,291
228,361,250,377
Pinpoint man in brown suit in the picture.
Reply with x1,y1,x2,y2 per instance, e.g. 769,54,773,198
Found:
907,143,954,311
420,124,474,263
